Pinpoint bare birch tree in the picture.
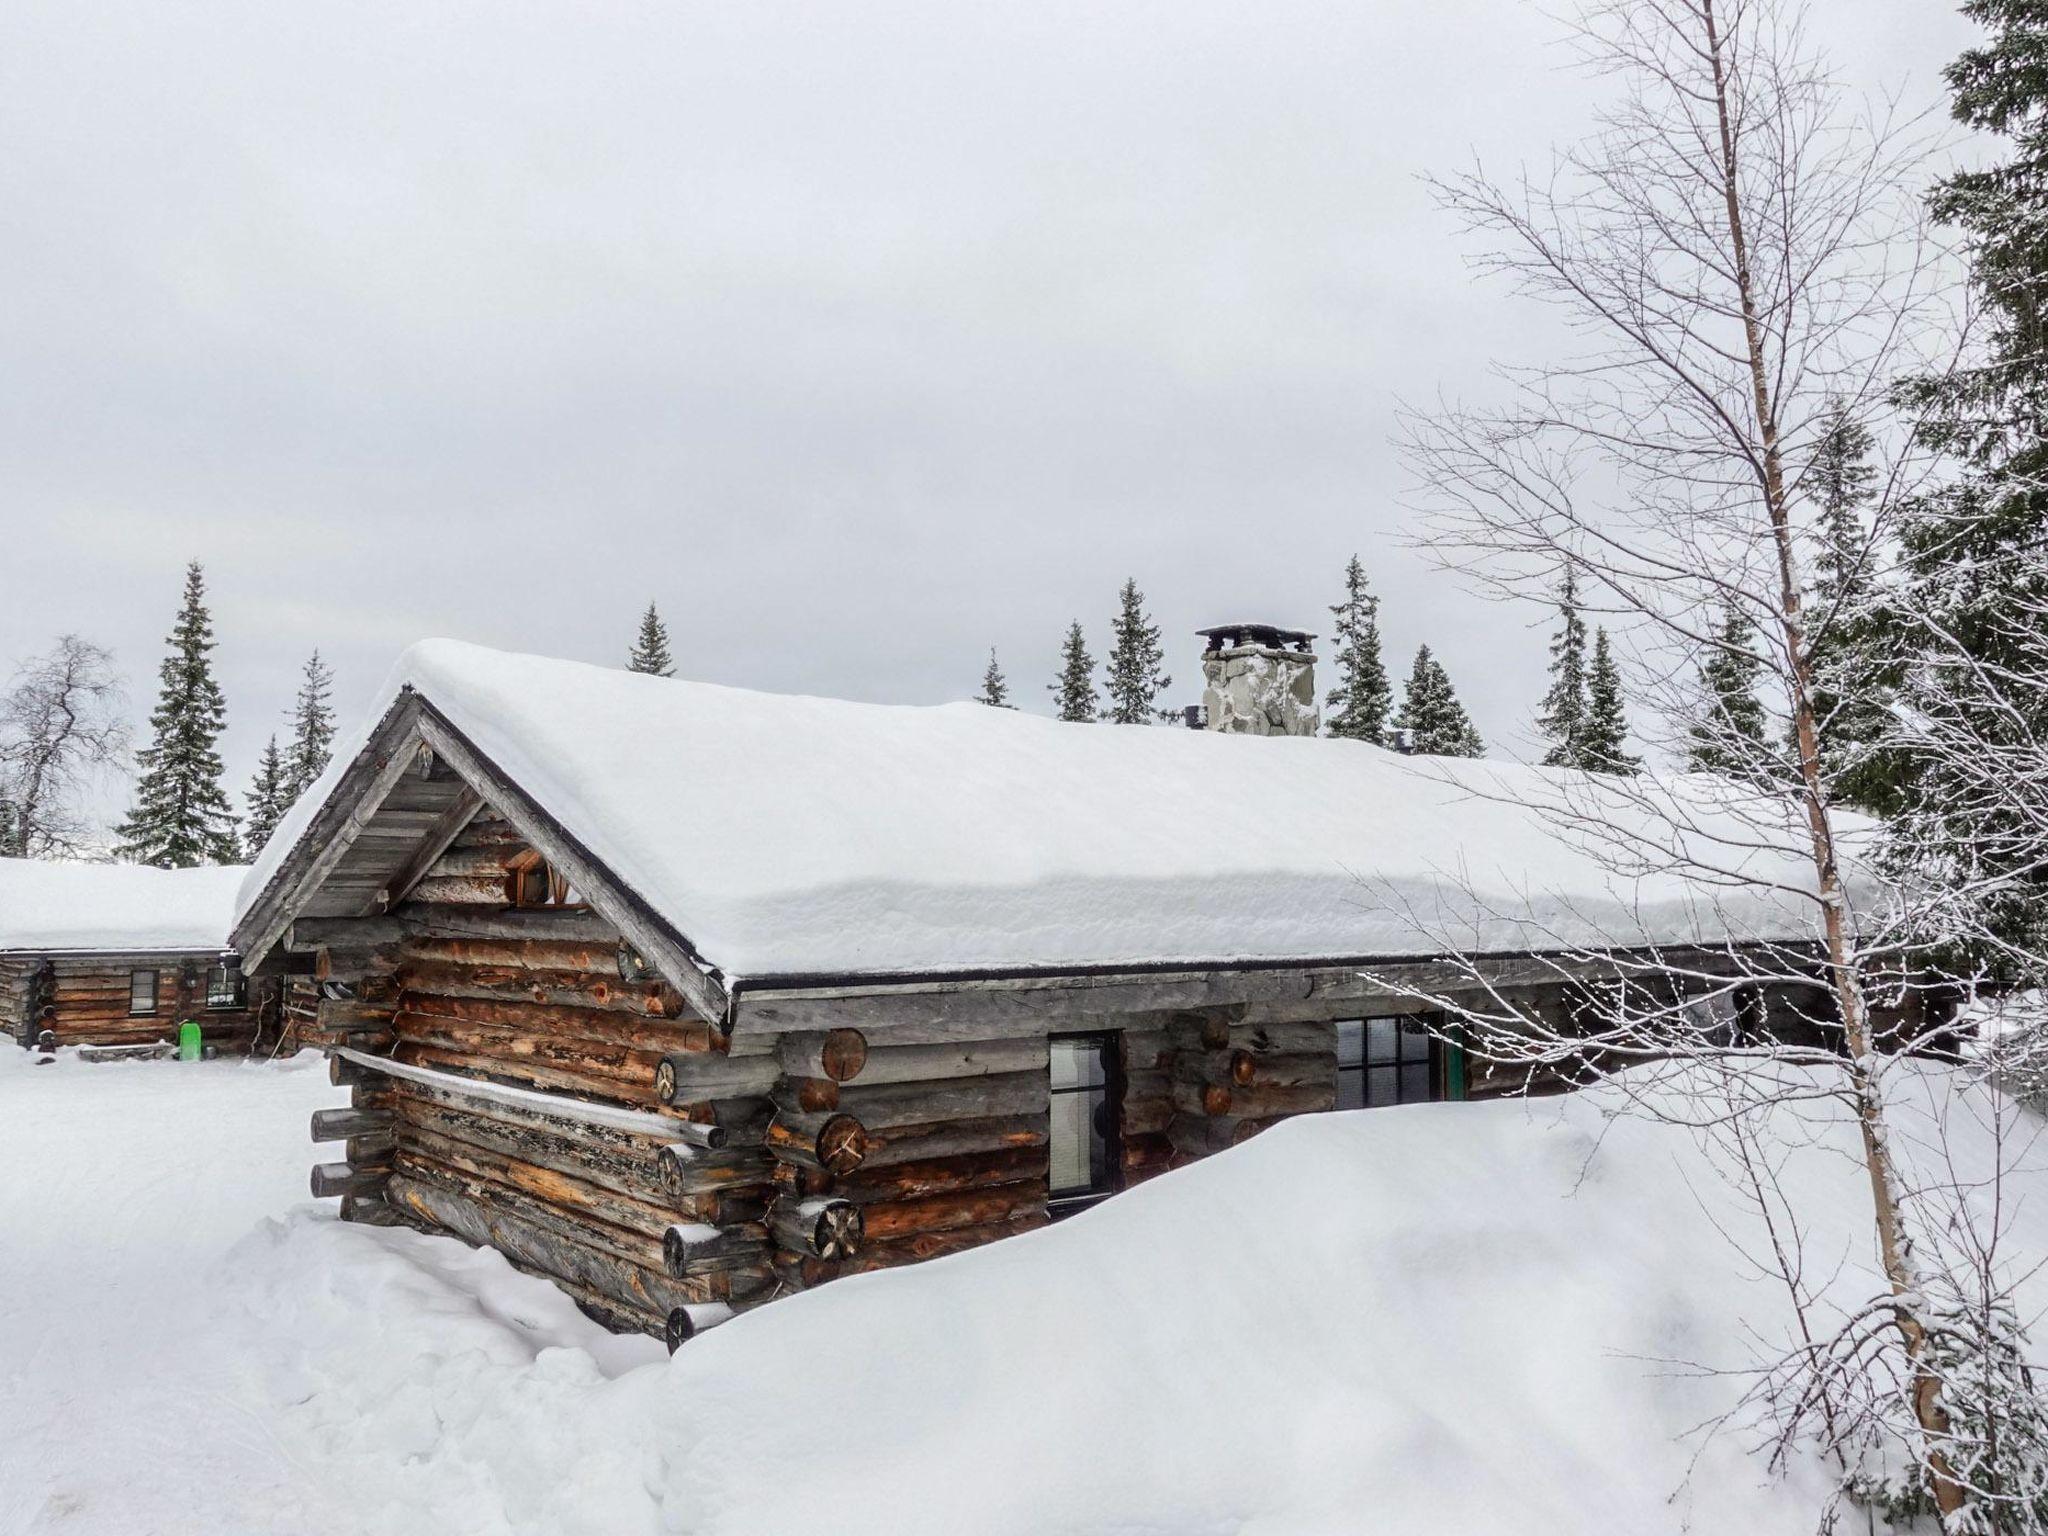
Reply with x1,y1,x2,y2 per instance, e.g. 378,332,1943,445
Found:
1395,0,2048,1522
0,635,129,860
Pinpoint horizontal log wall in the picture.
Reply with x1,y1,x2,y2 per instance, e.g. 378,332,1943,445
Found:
4,953,269,1053
309,811,779,1339
1,956,30,1047
762,1031,1052,1288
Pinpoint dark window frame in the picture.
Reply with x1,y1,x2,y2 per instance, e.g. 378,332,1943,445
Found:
1048,1031,1124,1218
205,958,246,1011
1335,1014,1443,1110
128,969,159,1017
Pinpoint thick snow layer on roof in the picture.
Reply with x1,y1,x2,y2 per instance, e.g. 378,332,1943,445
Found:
0,857,246,954
240,640,1870,982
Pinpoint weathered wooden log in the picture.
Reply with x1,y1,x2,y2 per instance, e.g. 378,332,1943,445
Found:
827,1036,1049,1087
839,1210,1049,1273
831,1070,1048,1132
328,1054,367,1088
398,959,676,1019
396,1012,664,1089
393,1145,670,1273
1174,1080,1332,1119
393,1040,661,1109
1174,1013,1235,1051
655,1051,780,1103
384,1169,718,1317
656,1141,766,1203
404,934,634,976
662,1223,769,1276
1225,1049,1338,1089
856,1182,1047,1243
403,990,697,1052
1170,1079,1237,1118
777,1029,868,1083
781,1075,840,1113
860,1112,1047,1168
406,874,520,906
415,844,524,880
1171,1050,1260,1088
311,1161,388,1199
399,1122,684,1241
1234,1020,1340,1054
346,1130,397,1163
805,1144,1047,1203
769,1197,864,1260
764,1111,869,1174
664,1302,735,1352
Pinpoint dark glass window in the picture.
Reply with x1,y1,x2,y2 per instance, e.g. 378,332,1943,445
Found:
128,970,158,1016
206,959,246,1011
1049,1034,1121,1215
1335,1016,1439,1109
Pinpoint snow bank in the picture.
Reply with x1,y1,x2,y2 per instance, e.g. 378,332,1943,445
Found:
8,1048,2043,1534
238,640,1866,982
228,1064,2044,1535
0,855,247,953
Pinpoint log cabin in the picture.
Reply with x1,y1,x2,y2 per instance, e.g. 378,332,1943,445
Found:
2,857,269,1058
232,635,1856,1347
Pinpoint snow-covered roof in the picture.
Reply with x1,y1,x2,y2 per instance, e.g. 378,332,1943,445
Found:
0,858,248,955
240,640,1867,985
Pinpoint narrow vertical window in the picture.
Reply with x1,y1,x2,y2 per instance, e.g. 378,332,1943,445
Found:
1049,1033,1121,1215
128,970,159,1016
1335,1016,1440,1109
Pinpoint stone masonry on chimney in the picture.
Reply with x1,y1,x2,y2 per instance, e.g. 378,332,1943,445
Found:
1196,624,1319,737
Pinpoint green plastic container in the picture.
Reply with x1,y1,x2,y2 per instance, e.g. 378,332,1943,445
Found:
177,1020,203,1061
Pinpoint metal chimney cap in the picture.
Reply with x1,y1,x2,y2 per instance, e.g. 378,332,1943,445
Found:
1196,623,1316,653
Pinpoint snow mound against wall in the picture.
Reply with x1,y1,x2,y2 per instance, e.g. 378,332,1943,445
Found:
236,1065,2048,1536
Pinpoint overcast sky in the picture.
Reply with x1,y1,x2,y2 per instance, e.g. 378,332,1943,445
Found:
0,0,1980,816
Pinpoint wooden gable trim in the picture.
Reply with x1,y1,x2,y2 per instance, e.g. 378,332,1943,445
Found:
235,692,429,971
411,708,730,1026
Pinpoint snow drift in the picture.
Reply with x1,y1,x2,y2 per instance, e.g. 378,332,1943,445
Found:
212,1061,2047,1536
238,639,1873,982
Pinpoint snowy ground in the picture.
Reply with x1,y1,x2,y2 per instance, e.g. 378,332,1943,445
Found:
3,1047,2045,1535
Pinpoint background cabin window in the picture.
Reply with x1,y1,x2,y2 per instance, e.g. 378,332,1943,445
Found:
1049,1034,1121,1215
205,959,246,1011
1336,1016,1439,1109
127,970,158,1016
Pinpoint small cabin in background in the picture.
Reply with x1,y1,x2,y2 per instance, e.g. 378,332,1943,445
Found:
232,637,1853,1348
1,858,269,1058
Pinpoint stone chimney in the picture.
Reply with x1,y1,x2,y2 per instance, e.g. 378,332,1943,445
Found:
1197,624,1319,737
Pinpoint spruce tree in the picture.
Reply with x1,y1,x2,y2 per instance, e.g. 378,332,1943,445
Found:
628,602,677,677
244,734,291,853
1805,400,1895,810
1888,0,2048,968
1047,623,1100,723
116,562,241,867
1101,579,1171,724
1686,599,1768,777
284,650,335,798
1537,570,1590,768
1324,554,1392,744
1395,645,1485,757
978,648,1012,708
1580,628,1639,774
